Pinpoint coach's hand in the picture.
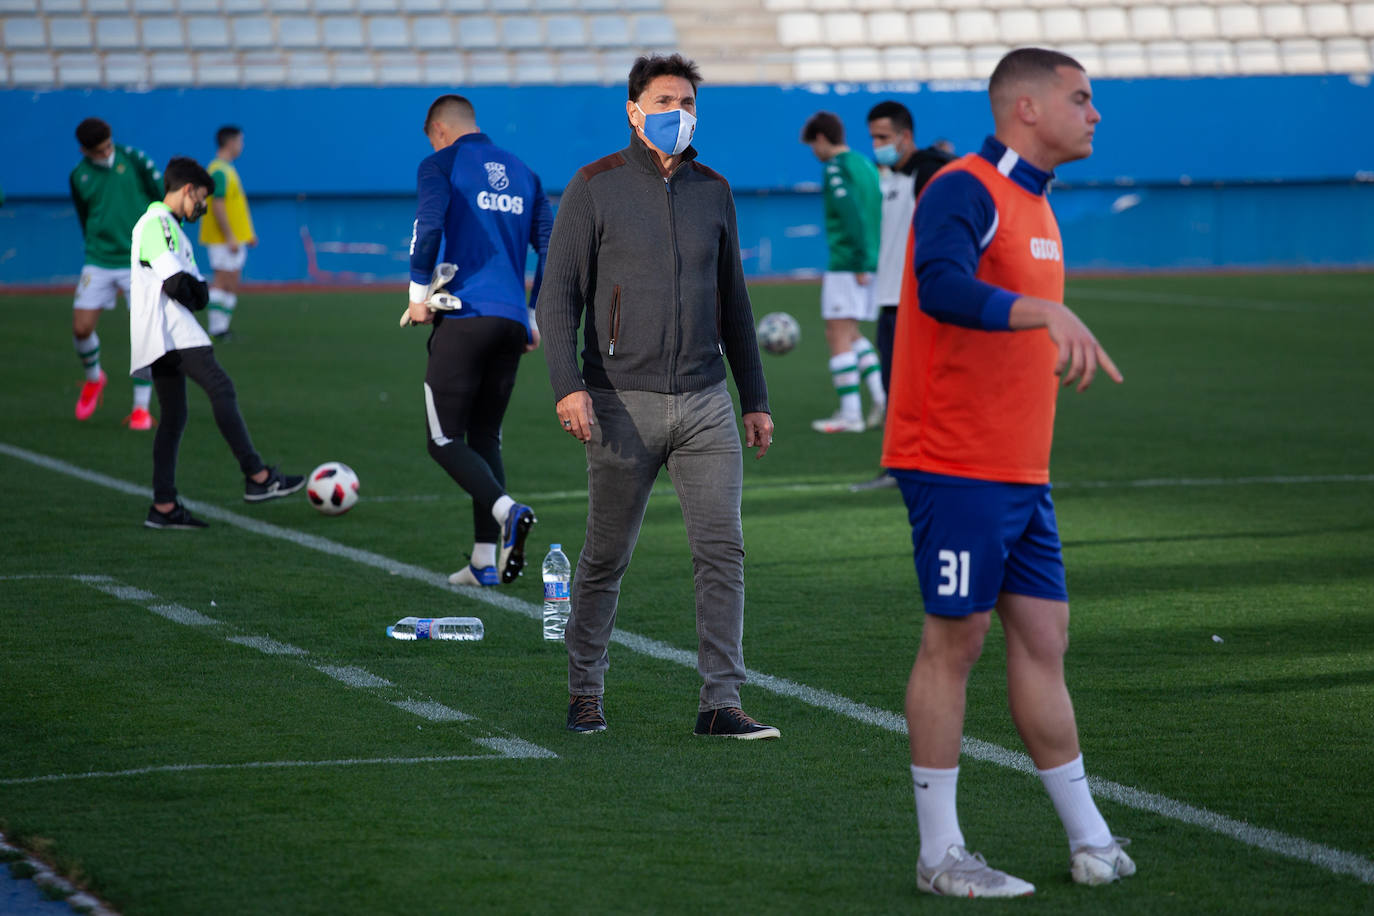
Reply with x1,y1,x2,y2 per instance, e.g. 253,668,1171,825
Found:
743,411,773,459
407,300,433,325
556,391,596,443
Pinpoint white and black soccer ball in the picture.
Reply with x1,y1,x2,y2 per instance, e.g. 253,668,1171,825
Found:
756,311,801,356
306,462,360,516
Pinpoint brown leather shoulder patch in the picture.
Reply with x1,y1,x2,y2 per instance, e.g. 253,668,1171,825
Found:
689,161,729,186
577,152,627,182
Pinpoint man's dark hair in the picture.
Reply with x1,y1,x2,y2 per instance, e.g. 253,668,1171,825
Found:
75,117,111,150
163,156,214,194
423,94,476,135
627,54,702,102
801,111,844,145
216,125,242,149
867,101,913,135
988,47,1084,103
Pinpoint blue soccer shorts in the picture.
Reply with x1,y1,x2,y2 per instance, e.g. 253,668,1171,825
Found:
892,471,1069,617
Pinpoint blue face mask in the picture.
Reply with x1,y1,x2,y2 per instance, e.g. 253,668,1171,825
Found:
873,143,899,167
636,103,696,156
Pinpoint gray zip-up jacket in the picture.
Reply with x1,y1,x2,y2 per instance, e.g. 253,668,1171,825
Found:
540,133,770,416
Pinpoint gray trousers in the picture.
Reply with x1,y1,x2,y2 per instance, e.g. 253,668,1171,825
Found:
566,382,748,711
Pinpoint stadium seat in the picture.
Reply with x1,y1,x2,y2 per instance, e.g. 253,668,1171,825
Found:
401,0,444,11
321,17,366,49
141,17,185,48
359,0,402,11
1190,39,1237,74
420,49,466,82
180,0,224,12
88,0,132,13
9,52,56,86
40,0,85,13
411,15,456,47
954,9,998,44
1041,8,1086,42
838,46,882,79
1305,3,1352,37
910,10,954,45
1354,3,1374,36
556,49,602,82
1234,38,1281,72
314,0,359,12
1260,4,1306,38
997,9,1042,45
926,44,972,78
794,46,838,81
501,15,545,48
101,51,148,83
634,13,676,46
375,52,422,82
545,15,589,48
624,0,663,11
1173,6,1219,40
969,42,1009,77
58,52,103,86
231,17,274,48
1100,40,1148,76
240,52,288,83
448,0,489,10
49,17,94,50
278,17,322,47
580,0,620,12
514,49,557,81
823,12,867,45
148,51,194,83
283,50,330,83
491,0,533,10
466,50,511,82
332,52,377,83
810,0,852,12
588,14,631,46
1325,36,1372,69
196,53,241,85
881,45,925,79
536,0,580,10
264,0,310,11
1217,4,1262,39
1058,41,1101,74
1084,7,1129,42
1280,37,1325,71
367,16,410,48
1147,39,1191,74
133,0,177,11
2,19,47,50
867,11,911,45
1129,6,1174,41
187,17,232,48
778,12,823,46
95,18,140,49
456,16,500,49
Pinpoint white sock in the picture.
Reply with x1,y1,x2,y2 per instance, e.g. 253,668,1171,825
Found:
1037,754,1113,851
828,353,861,420
490,495,516,527
853,337,886,405
74,332,101,381
132,379,152,409
470,542,496,568
912,764,965,868
208,289,236,335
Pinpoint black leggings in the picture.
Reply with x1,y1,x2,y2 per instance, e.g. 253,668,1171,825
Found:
424,315,526,544
150,346,263,503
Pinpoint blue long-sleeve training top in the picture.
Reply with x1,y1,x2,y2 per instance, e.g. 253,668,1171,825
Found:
409,132,554,328
913,135,1054,331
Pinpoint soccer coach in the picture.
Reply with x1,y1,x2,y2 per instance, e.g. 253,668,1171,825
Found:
540,54,778,739
407,95,553,586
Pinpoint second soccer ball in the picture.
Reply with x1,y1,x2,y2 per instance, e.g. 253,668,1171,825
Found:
756,312,801,355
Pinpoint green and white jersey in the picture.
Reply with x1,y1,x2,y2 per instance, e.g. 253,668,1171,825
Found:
70,145,163,269
129,201,211,376
821,150,881,273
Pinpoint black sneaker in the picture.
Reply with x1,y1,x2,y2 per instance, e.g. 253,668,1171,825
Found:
566,694,607,733
694,707,780,740
244,465,305,502
145,502,209,529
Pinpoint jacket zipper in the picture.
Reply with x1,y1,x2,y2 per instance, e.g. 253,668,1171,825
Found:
664,172,681,383
609,284,621,356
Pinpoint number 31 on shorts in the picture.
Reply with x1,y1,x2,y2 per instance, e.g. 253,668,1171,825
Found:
937,549,970,598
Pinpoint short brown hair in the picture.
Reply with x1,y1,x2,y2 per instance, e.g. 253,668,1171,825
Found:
627,54,702,102
423,94,476,135
988,48,1084,104
801,111,844,145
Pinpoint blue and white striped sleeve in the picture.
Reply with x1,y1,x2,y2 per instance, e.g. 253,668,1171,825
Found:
913,170,1018,331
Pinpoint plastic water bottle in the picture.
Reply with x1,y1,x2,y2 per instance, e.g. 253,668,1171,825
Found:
542,544,571,641
386,616,484,641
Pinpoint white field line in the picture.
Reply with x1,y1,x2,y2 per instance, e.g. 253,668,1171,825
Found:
0,756,507,787
392,699,473,722
313,664,394,689
2,442,1371,885
225,635,308,655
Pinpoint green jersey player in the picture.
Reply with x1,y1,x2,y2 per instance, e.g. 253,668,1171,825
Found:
69,117,163,429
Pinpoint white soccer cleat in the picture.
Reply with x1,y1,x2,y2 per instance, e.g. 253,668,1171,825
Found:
866,401,886,429
1070,837,1136,886
811,412,865,434
917,845,1036,898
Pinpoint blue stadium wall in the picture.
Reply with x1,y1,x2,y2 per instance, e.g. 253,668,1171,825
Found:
2,75,1372,286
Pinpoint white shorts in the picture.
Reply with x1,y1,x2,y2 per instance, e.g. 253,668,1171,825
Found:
207,244,248,272
73,264,130,311
820,271,878,322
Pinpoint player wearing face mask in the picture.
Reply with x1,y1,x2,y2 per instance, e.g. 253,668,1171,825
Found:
68,117,165,430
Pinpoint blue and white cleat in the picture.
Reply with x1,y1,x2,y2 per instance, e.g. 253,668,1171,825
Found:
449,564,499,587
1070,837,1136,886
498,503,536,584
